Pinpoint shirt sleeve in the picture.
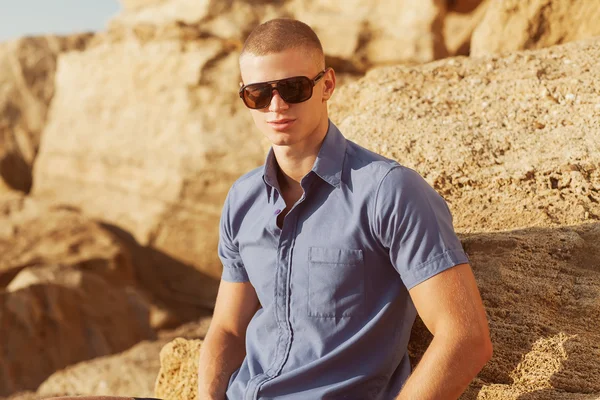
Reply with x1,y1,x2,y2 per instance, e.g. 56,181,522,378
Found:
219,186,249,283
372,166,469,290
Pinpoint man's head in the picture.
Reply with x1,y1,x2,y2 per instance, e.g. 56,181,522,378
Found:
239,19,335,149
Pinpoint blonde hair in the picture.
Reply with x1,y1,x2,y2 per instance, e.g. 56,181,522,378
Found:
240,18,325,68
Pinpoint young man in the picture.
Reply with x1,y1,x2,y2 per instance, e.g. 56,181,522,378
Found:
197,19,492,400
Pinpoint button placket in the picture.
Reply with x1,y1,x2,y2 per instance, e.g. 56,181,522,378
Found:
254,193,306,399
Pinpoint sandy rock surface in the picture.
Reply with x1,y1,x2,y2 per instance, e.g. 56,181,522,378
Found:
471,0,600,57
460,223,599,399
0,35,92,194
330,38,600,233
154,338,202,400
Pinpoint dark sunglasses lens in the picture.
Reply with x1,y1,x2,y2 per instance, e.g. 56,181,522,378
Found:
277,77,312,103
243,84,272,109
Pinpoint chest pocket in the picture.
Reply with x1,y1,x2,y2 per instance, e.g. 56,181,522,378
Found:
308,247,365,318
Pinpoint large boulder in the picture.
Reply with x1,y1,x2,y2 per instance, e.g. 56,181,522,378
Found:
31,29,250,313
0,35,92,194
330,38,600,233
0,192,208,328
471,0,600,57
286,0,448,67
458,223,600,398
0,266,154,396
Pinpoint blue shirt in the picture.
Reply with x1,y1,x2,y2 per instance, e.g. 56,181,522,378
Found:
220,121,469,400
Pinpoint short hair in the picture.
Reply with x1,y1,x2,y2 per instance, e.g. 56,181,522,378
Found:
240,18,325,67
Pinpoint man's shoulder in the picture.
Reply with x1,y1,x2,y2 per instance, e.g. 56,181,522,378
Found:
343,138,432,195
226,165,265,203
344,139,403,182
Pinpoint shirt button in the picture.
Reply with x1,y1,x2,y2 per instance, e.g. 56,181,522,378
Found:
275,209,281,215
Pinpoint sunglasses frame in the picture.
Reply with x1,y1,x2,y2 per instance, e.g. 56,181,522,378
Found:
239,68,330,109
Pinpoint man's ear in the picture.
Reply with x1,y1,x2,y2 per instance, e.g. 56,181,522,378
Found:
322,68,336,101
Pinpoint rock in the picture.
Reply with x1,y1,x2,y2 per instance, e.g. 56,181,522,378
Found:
37,340,167,398
31,31,264,284
30,317,210,398
330,38,600,233
287,0,448,67
0,266,155,396
44,397,144,400
0,35,92,194
458,223,600,398
31,30,249,318
444,0,489,56
114,0,225,27
471,0,600,57
111,0,449,69
0,392,39,400
0,194,135,290
154,338,202,400
0,193,209,329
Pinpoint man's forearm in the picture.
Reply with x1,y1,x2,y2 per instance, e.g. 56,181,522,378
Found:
197,328,247,400
396,333,492,400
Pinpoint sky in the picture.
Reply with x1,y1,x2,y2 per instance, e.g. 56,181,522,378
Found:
0,0,121,42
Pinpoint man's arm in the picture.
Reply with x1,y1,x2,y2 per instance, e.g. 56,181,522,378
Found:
197,280,259,400
396,263,493,400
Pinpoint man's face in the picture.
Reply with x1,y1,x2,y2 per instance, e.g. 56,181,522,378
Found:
239,48,334,149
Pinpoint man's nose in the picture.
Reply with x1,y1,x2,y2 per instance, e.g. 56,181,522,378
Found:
268,89,289,112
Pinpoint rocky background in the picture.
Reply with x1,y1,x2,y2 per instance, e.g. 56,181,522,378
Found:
1,0,599,399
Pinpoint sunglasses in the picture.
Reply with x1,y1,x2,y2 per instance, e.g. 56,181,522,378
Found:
238,68,329,109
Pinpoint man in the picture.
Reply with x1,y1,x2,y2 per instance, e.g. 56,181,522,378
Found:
197,18,492,400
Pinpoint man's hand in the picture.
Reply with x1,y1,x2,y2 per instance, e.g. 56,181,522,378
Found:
397,263,493,400
197,280,259,400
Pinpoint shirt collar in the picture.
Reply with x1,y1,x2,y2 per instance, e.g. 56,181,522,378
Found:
262,149,279,202
311,120,346,188
262,120,347,201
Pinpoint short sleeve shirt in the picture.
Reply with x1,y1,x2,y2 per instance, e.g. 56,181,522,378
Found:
220,121,469,400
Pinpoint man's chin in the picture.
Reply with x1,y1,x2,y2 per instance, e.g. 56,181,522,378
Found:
264,130,297,147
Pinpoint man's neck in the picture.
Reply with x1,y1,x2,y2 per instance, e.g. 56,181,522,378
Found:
273,121,329,190
275,150,318,189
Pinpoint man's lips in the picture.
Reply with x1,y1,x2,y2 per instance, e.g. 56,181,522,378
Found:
267,118,296,131
268,118,295,124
